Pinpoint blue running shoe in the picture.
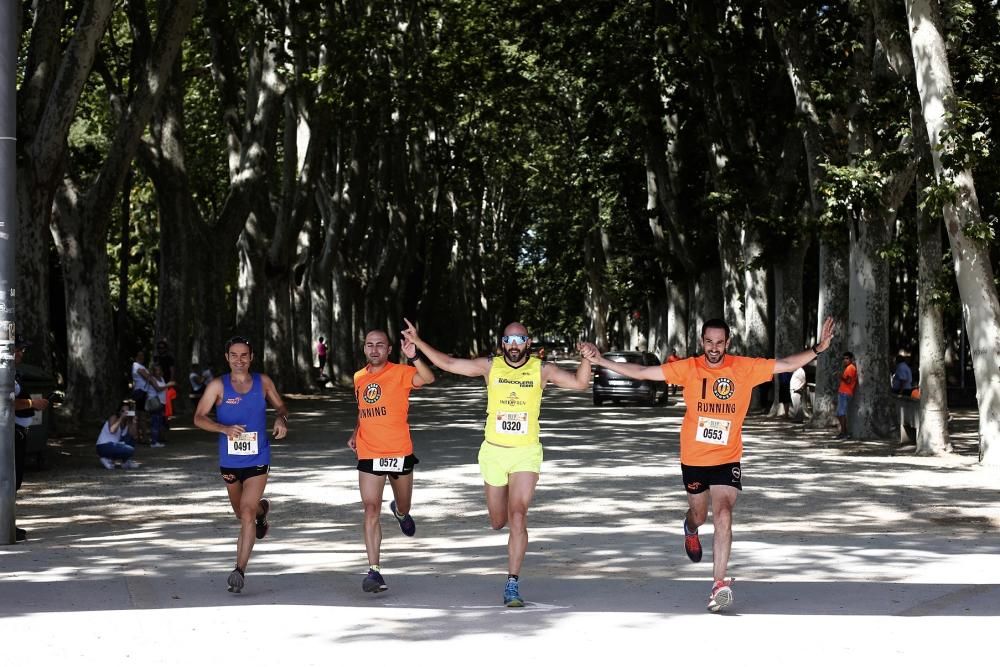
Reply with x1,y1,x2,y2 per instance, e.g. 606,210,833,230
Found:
362,569,388,593
503,578,524,608
390,500,416,537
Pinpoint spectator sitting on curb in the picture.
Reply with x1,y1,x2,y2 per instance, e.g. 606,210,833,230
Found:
96,402,141,470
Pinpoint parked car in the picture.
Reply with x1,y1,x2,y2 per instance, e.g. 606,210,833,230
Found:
592,350,664,406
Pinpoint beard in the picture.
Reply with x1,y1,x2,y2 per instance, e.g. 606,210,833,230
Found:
503,347,528,364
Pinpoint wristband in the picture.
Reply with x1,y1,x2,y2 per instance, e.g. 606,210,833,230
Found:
811,344,822,355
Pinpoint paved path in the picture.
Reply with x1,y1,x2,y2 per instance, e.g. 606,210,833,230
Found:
2,376,998,665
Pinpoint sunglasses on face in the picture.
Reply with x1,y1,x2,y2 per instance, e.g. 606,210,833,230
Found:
502,334,530,345
225,336,253,354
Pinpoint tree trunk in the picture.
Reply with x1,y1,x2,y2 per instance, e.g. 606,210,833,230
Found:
915,173,950,454
847,207,895,439
906,0,1000,464
667,280,689,357
813,241,850,428
770,240,808,415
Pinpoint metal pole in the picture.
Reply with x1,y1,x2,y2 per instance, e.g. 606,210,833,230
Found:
0,1,18,545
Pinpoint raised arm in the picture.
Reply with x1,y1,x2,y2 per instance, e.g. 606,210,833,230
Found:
401,336,436,387
579,342,665,382
401,317,490,379
774,316,836,373
540,342,592,390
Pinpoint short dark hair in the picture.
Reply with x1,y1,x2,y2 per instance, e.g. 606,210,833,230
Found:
225,336,253,354
843,351,854,361
701,318,730,339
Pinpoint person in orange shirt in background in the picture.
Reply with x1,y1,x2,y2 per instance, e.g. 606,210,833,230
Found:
581,315,835,612
349,328,435,594
836,351,857,439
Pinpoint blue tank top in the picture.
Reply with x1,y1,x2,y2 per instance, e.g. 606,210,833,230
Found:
216,373,270,467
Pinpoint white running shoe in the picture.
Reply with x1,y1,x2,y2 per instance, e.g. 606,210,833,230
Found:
99,457,115,470
150,442,166,448
121,460,141,470
707,578,735,613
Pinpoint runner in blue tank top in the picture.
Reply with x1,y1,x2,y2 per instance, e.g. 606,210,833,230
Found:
194,336,288,593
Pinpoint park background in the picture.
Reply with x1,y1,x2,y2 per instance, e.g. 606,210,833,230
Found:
10,0,1000,459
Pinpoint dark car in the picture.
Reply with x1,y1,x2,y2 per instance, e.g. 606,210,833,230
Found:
593,350,664,406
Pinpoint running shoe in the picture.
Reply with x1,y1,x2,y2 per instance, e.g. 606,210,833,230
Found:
683,520,703,563
256,498,270,539
121,460,140,470
707,578,734,613
150,442,166,448
390,500,416,537
227,568,245,593
362,568,388,593
99,457,115,470
503,578,524,608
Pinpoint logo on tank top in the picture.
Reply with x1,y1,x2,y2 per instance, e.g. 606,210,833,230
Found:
225,397,242,405
363,383,382,404
712,377,735,400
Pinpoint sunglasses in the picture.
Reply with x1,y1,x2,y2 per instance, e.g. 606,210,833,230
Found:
225,336,253,354
501,334,530,345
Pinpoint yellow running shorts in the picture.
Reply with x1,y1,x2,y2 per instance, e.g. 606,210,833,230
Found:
477,440,543,487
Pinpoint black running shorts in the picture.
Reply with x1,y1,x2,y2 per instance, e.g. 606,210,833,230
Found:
357,454,419,479
220,465,270,485
681,462,742,494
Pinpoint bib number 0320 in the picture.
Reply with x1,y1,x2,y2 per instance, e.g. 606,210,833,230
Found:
496,412,528,435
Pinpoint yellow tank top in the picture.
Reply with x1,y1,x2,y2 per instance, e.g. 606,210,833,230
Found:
485,355,544,447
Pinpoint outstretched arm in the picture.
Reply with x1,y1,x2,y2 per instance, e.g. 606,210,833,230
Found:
774,316,836,373
579,342,665,381
541,342,592,390
401,317,490,379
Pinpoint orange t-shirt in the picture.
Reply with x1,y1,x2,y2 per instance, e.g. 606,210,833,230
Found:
353,362,419,459
663,355,775,466
838,363,857,396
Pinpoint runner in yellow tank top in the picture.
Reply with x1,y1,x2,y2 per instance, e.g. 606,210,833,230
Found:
402,318,592,608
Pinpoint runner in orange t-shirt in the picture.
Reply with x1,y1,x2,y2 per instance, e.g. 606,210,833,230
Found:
582,315,835,612
349,328,435,594
835,352,857,439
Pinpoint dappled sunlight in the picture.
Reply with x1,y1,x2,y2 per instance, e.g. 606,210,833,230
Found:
2,384,997,626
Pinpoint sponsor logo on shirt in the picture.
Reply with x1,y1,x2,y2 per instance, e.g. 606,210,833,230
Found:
500,391,527,408
225,397,242,405
712,377,735,400
495,377,534,388
363,383,382,404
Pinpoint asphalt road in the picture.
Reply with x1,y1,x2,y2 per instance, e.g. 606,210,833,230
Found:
2,374,998,666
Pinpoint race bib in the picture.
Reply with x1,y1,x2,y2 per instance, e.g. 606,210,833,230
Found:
495,412,529,435
373,456,404,472
695,417,731,446
227,431,259,456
